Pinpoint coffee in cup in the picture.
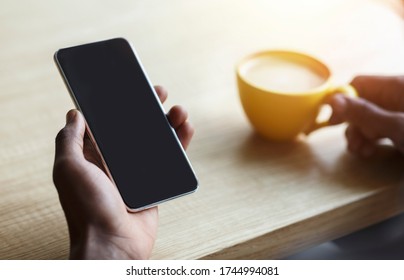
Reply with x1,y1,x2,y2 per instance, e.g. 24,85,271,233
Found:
236,50,356,141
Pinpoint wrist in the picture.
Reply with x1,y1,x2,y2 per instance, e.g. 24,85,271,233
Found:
69,226,146,260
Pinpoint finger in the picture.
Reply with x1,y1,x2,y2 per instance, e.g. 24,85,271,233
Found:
154,85,168,104
55,109,86,159
167,105,188,130
345,125,364,153
351,75,404,111
328,94,347,125
175,121,195,150
335,95,400,141
345,125,376,157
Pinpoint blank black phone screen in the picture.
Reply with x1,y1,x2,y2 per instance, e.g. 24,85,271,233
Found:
55,38,198,210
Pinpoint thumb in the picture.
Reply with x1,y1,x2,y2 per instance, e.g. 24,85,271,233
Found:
330,94,402,141
55,109,86,159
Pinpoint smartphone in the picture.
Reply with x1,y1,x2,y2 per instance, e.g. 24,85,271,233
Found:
54,38,198,211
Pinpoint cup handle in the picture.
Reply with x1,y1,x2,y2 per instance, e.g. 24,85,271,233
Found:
304,84,358,135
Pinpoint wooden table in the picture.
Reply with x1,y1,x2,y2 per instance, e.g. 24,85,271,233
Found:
1,0,404,259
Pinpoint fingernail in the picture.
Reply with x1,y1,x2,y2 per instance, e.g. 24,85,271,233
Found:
66,110,77,124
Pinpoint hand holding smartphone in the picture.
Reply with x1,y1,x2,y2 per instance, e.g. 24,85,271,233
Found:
54,38,198,211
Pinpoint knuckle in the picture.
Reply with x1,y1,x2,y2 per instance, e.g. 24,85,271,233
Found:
55,126,83,152
52,156,79,186
55,127,70,145
52,158,68,186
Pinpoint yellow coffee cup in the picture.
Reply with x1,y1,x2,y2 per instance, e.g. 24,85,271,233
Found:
236,50,357,141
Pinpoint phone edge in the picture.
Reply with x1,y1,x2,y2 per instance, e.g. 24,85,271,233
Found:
53,50,119,196
53,39,199,212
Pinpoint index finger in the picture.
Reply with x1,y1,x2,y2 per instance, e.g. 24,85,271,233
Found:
335,94,404,152
154,85,168,103
351,75,404,111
